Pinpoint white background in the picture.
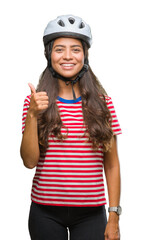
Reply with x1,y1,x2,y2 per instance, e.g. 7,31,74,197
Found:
0,0,142,239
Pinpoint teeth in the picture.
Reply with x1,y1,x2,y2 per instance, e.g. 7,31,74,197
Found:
61,64,74,66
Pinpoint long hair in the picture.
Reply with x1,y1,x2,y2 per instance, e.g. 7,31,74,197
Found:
36,41,113,153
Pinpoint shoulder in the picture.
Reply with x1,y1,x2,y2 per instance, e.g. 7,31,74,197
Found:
23,95,31,105
99,95,115,111
104,95,112,102
99,95,112,104
104,95,113,105
22,95,31,112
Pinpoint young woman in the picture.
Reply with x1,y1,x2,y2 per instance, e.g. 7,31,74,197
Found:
21,15,122,240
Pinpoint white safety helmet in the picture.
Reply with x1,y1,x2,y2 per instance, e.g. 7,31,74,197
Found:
43,15,92,48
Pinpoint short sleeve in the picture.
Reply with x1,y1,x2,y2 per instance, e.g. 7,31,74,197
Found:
105,96,122,136
22,95,31,134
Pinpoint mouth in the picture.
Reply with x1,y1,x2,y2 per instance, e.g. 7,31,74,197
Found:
61,63,75,66
60,63,76,70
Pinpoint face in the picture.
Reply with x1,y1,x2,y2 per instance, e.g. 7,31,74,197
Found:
51,38,84,79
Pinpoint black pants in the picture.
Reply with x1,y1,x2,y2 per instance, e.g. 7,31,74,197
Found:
29,202,107,240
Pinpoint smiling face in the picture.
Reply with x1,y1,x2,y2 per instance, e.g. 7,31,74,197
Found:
51,38,84,79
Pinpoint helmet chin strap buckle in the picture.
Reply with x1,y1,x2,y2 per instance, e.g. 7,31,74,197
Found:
65,81,70,86
48,63,89,100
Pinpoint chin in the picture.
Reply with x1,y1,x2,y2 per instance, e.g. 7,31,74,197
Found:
63,74,77,79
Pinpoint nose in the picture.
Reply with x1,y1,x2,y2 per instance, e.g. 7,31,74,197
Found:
63,49,73,60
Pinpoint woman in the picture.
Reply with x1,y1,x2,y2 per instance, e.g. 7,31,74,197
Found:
21,15,122,240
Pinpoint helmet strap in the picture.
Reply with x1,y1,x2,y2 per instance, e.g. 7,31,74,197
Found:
48,63,88,100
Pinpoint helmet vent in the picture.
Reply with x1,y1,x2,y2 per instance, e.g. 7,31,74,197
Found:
57,20,65,27
79,22,85,29
68,17,75,24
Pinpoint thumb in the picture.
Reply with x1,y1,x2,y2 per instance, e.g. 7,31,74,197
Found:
28,83,36,94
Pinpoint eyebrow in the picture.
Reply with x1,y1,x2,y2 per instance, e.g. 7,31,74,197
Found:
54,44,83,49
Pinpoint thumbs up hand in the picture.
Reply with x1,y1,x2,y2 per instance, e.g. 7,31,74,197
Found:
28,83,36,94
28,83,49,117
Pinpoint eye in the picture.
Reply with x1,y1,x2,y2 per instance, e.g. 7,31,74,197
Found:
55,48,63,52
72,48,81,52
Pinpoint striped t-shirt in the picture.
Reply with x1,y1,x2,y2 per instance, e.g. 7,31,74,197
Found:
22,95,122,207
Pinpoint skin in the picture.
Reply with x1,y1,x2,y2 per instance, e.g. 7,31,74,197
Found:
51,37,84,99
20,83,49,168
20,37,121,240
104,136,121,240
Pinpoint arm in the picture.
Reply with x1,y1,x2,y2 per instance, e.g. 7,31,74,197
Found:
104,136,121,240
20,83,49,169
20,110,40,169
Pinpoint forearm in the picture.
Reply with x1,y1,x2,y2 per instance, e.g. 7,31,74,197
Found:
105,163,121,222
104,136,121,221
20,110,40,169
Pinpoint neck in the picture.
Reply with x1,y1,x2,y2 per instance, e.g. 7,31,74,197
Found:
58,79,81,100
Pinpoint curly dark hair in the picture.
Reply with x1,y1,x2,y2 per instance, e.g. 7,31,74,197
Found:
36,40,113,153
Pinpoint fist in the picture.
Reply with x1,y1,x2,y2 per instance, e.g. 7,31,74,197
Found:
28,83,49,117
